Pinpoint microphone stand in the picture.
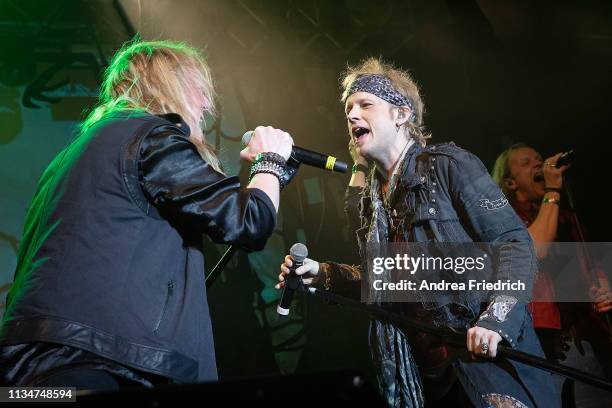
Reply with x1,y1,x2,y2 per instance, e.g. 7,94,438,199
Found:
205,245,237,289
301,284,612,392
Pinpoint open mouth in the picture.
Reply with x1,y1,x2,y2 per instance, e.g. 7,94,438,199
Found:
533,172,544,182
352,126,370,140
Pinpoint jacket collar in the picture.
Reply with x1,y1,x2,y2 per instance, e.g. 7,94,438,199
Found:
155,113,191,135
399,142,425,190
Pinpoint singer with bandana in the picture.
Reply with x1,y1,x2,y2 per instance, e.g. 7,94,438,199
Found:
278,58,558,407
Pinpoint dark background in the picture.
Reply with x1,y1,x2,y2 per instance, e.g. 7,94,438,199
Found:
1,0,611,384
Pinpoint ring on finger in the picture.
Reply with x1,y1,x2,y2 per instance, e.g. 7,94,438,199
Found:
480,341,489,356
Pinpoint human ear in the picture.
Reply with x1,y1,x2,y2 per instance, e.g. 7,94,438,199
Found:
396,107,410,127
504,177,517,191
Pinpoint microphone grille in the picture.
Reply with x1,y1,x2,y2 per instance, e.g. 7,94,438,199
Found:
289,243,308,263
241,130,253,147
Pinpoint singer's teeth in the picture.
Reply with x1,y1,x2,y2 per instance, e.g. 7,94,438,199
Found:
352,127,369,138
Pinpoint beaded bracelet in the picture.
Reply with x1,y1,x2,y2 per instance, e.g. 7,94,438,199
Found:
255,152,286,166
249,161,285,186
249,152,288,189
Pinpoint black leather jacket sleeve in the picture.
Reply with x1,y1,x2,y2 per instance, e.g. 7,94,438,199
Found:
138,125,276,251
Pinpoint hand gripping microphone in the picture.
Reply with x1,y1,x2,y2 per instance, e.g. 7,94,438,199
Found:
277,243,308,316
242,131,348,173
555,149,574,168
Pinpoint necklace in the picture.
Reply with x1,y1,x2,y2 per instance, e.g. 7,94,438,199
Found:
379,139,414,235
382,139,413,203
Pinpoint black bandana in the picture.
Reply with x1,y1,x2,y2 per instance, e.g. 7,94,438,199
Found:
346,74,416,122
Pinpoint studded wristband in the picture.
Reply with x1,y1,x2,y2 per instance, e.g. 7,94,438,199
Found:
255,152,286,166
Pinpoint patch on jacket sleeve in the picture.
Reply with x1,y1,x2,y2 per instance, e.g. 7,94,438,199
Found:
479,295,518,323
479,195,508,210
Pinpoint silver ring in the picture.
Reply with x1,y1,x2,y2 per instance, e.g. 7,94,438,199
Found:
480,341,489,355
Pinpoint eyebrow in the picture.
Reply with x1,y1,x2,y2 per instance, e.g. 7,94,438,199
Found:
345,97,374,113
519,155,541,163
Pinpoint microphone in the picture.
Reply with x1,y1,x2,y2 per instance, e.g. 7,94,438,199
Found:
555,149,574,168
277,243,308,316
242,131,348,173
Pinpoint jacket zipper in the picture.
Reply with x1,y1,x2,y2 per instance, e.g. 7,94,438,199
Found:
153,280,175,333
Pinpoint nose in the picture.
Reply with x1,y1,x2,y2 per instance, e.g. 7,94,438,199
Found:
346,105,360,123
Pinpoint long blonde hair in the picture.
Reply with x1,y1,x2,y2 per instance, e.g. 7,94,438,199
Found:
82,39,221,171
341,57,430,146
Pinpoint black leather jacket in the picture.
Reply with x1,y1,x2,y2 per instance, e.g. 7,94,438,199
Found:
0,111,276,384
